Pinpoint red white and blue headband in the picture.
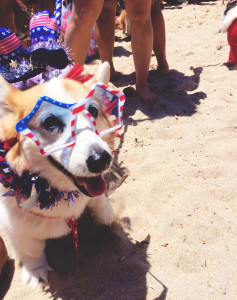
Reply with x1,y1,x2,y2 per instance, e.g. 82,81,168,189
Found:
15,82,125,156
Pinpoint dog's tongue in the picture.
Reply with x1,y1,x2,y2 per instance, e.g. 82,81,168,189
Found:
77,175,107,197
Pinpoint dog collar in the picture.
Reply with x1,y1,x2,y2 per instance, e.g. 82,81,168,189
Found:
47,155,92,197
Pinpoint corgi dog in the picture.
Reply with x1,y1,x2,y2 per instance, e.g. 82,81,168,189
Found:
0,62,124,288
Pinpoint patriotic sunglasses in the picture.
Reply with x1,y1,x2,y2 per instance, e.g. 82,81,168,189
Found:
15,82,125,156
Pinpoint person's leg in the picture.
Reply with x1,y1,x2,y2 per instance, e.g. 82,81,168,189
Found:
64,0,104,65
124,0,156,104
0,0,15,32
12,1,27,34
95,0,119,80
32,0,55,14
151,0,169,75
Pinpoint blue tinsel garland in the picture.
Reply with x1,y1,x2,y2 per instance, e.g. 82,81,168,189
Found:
0,141,80,210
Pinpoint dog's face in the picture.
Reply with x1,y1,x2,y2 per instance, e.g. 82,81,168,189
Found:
0,63,117,197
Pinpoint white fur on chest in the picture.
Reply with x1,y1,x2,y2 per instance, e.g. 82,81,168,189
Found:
0,187,90,241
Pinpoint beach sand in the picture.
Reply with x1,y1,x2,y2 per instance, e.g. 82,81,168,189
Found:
1,2,237,299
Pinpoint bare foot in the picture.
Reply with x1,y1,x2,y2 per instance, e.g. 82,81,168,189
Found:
136,85,158,105
156,61,170,75
150,62,170,76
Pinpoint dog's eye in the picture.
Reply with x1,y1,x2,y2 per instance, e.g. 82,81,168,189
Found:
42,115,64,133
88,104,98,119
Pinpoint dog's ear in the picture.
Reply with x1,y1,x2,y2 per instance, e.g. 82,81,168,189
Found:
97,62,110,85
84,62,110,89
0,76,21,140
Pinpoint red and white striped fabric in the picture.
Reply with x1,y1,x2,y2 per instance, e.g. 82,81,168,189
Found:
70,82,125,136
0,33,21,54
30,12,58,33
20,128,46,155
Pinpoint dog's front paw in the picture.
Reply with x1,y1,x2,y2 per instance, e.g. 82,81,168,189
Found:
95,200,115,225
89,195,115,225
21,255,52,288
99,202,115,225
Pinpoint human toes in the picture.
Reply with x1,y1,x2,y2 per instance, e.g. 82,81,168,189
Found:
136,86,158,105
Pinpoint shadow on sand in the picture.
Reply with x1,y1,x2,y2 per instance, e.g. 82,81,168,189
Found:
41,211,167,299
113,66,206,125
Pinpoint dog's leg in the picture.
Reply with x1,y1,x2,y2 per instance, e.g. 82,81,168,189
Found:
5,229,51,288
88,194,114,225
21,253,52,288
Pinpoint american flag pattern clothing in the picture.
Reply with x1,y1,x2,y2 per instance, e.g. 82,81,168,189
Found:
0,0,70,84
0,27,29,63
30,11,59,44
0,27,46,83
0,31,21,54
28,8,70,70
0,0,69,82
15,81,126,156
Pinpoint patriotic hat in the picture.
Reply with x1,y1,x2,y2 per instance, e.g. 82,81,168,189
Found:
29,8,70,69
0,27,45,83
0,27,29,63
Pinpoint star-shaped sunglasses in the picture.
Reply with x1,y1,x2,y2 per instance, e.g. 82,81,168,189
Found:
16,82,125,155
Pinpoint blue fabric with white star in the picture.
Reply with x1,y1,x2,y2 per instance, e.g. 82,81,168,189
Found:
30,11,58,44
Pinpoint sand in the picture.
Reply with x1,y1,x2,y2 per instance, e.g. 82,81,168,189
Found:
1,2,237,299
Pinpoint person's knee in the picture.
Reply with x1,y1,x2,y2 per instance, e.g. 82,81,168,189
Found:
70,0,103,28
70,8,98,29
126,4,151,27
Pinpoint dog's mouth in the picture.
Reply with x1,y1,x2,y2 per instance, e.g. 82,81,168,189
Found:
47,156,107,197
75,175,107,197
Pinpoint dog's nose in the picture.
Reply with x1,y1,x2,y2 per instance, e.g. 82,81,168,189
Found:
86,150,112,173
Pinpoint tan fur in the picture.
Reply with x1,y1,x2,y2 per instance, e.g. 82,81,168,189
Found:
115,10,127,33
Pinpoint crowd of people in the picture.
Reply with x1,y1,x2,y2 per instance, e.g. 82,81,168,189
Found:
0,0,236,98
